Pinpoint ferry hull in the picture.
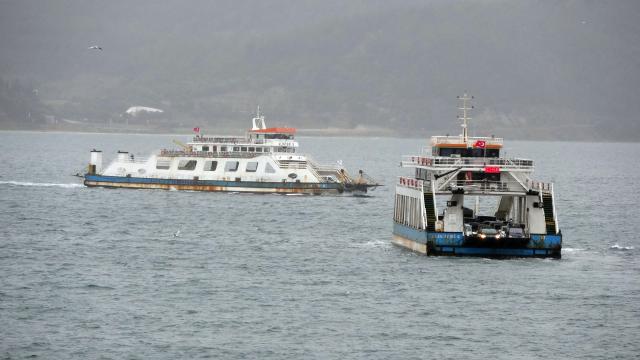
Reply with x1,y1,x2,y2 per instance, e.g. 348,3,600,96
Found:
392,222,561,258
84,174,353,194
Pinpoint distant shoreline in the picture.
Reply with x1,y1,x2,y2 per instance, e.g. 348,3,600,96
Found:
0,126,637,143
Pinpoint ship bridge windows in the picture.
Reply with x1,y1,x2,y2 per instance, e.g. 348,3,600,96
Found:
438,147,500,158
202,146,210,152
277,147,295,153
456,171,501,183
241,146,247,152
178,160,197,170
225,161,239,172
246,161,259,172
204,161,218,171
233,146,240,152
265,133,293,140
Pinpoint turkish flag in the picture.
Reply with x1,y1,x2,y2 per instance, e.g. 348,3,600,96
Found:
193,127,200,133
474,140,486,148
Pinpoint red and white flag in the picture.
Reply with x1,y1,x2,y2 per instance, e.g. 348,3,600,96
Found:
193,127,200,133
473,140,486,148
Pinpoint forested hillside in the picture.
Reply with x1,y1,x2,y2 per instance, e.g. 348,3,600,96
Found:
1,0,638,140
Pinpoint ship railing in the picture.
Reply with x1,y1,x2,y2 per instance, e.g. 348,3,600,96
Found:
525,179,553,192
191,136,246,144
158,149,259,159
118,157,148,164
305,155,342,172
430,135,504,146
298,155,327,181
402,156,534,169
443,179,526,193
270,156,325,181
274,159,308,169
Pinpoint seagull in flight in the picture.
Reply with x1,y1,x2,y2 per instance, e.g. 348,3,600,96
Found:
88,45,103,50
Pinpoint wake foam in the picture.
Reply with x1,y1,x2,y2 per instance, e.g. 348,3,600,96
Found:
610,244,634,251
562,248,585,253
0,180,83,189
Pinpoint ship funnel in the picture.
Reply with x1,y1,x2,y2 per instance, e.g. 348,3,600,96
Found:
117,150,129,162
251,106,267,130
89,149,102,175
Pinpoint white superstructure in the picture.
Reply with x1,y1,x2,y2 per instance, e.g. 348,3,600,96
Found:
85,109,379,194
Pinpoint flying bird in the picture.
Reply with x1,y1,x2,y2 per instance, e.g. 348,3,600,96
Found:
88,46,103,50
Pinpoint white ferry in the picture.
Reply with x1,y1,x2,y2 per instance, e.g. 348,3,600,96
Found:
392,94,561,258
84,109,380,195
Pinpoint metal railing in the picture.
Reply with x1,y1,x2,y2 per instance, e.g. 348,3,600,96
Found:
402,155,534,169
117,157,148,164
190,136,246,144
159,149,259,159
274,159,308,169
526,179,553,192
430,135,503,146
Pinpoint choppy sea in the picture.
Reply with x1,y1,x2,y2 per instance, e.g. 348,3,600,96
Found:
0,131,638,359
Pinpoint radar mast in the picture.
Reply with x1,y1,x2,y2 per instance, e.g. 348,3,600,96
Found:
457,93,474,142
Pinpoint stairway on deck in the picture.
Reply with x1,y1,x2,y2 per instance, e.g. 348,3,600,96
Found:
542,193,557,234
424,192,437,232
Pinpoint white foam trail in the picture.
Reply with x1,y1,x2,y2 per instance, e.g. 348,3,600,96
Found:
353,240,388,248
610,244,634,251
0,180,83,189
562,248,585,252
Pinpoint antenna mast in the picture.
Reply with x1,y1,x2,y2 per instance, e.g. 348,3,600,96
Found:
457,93,474,143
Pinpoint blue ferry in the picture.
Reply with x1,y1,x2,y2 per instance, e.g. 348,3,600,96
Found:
392,94,561,258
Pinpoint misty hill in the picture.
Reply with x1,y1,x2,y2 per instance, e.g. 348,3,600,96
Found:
1,0,639,140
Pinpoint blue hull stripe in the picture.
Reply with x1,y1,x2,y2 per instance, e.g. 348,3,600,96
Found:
393,222,562,258
85,174,341,190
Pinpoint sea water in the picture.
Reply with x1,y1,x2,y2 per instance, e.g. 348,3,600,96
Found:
0,131,638,359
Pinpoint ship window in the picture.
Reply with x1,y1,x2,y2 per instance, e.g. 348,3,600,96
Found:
485,149,499,158
233,146,240,152
225,161,239,172
221,146,227,152
204,161,217,171
246,161,258,172
255,147,262,153
202,146,209,152
439,148,464,157
265,162,276,173
241,146,247,152
178,160,197,171
248,147,255,152
156,160,171,170
212,146,217,152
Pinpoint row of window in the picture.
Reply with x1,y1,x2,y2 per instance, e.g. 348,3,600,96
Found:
436,147,500,158
201,145,268,153
160,159,276,173
198,145,296,153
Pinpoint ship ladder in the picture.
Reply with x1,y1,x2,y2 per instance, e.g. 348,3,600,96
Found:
542,193,557,234
424,191,437,232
